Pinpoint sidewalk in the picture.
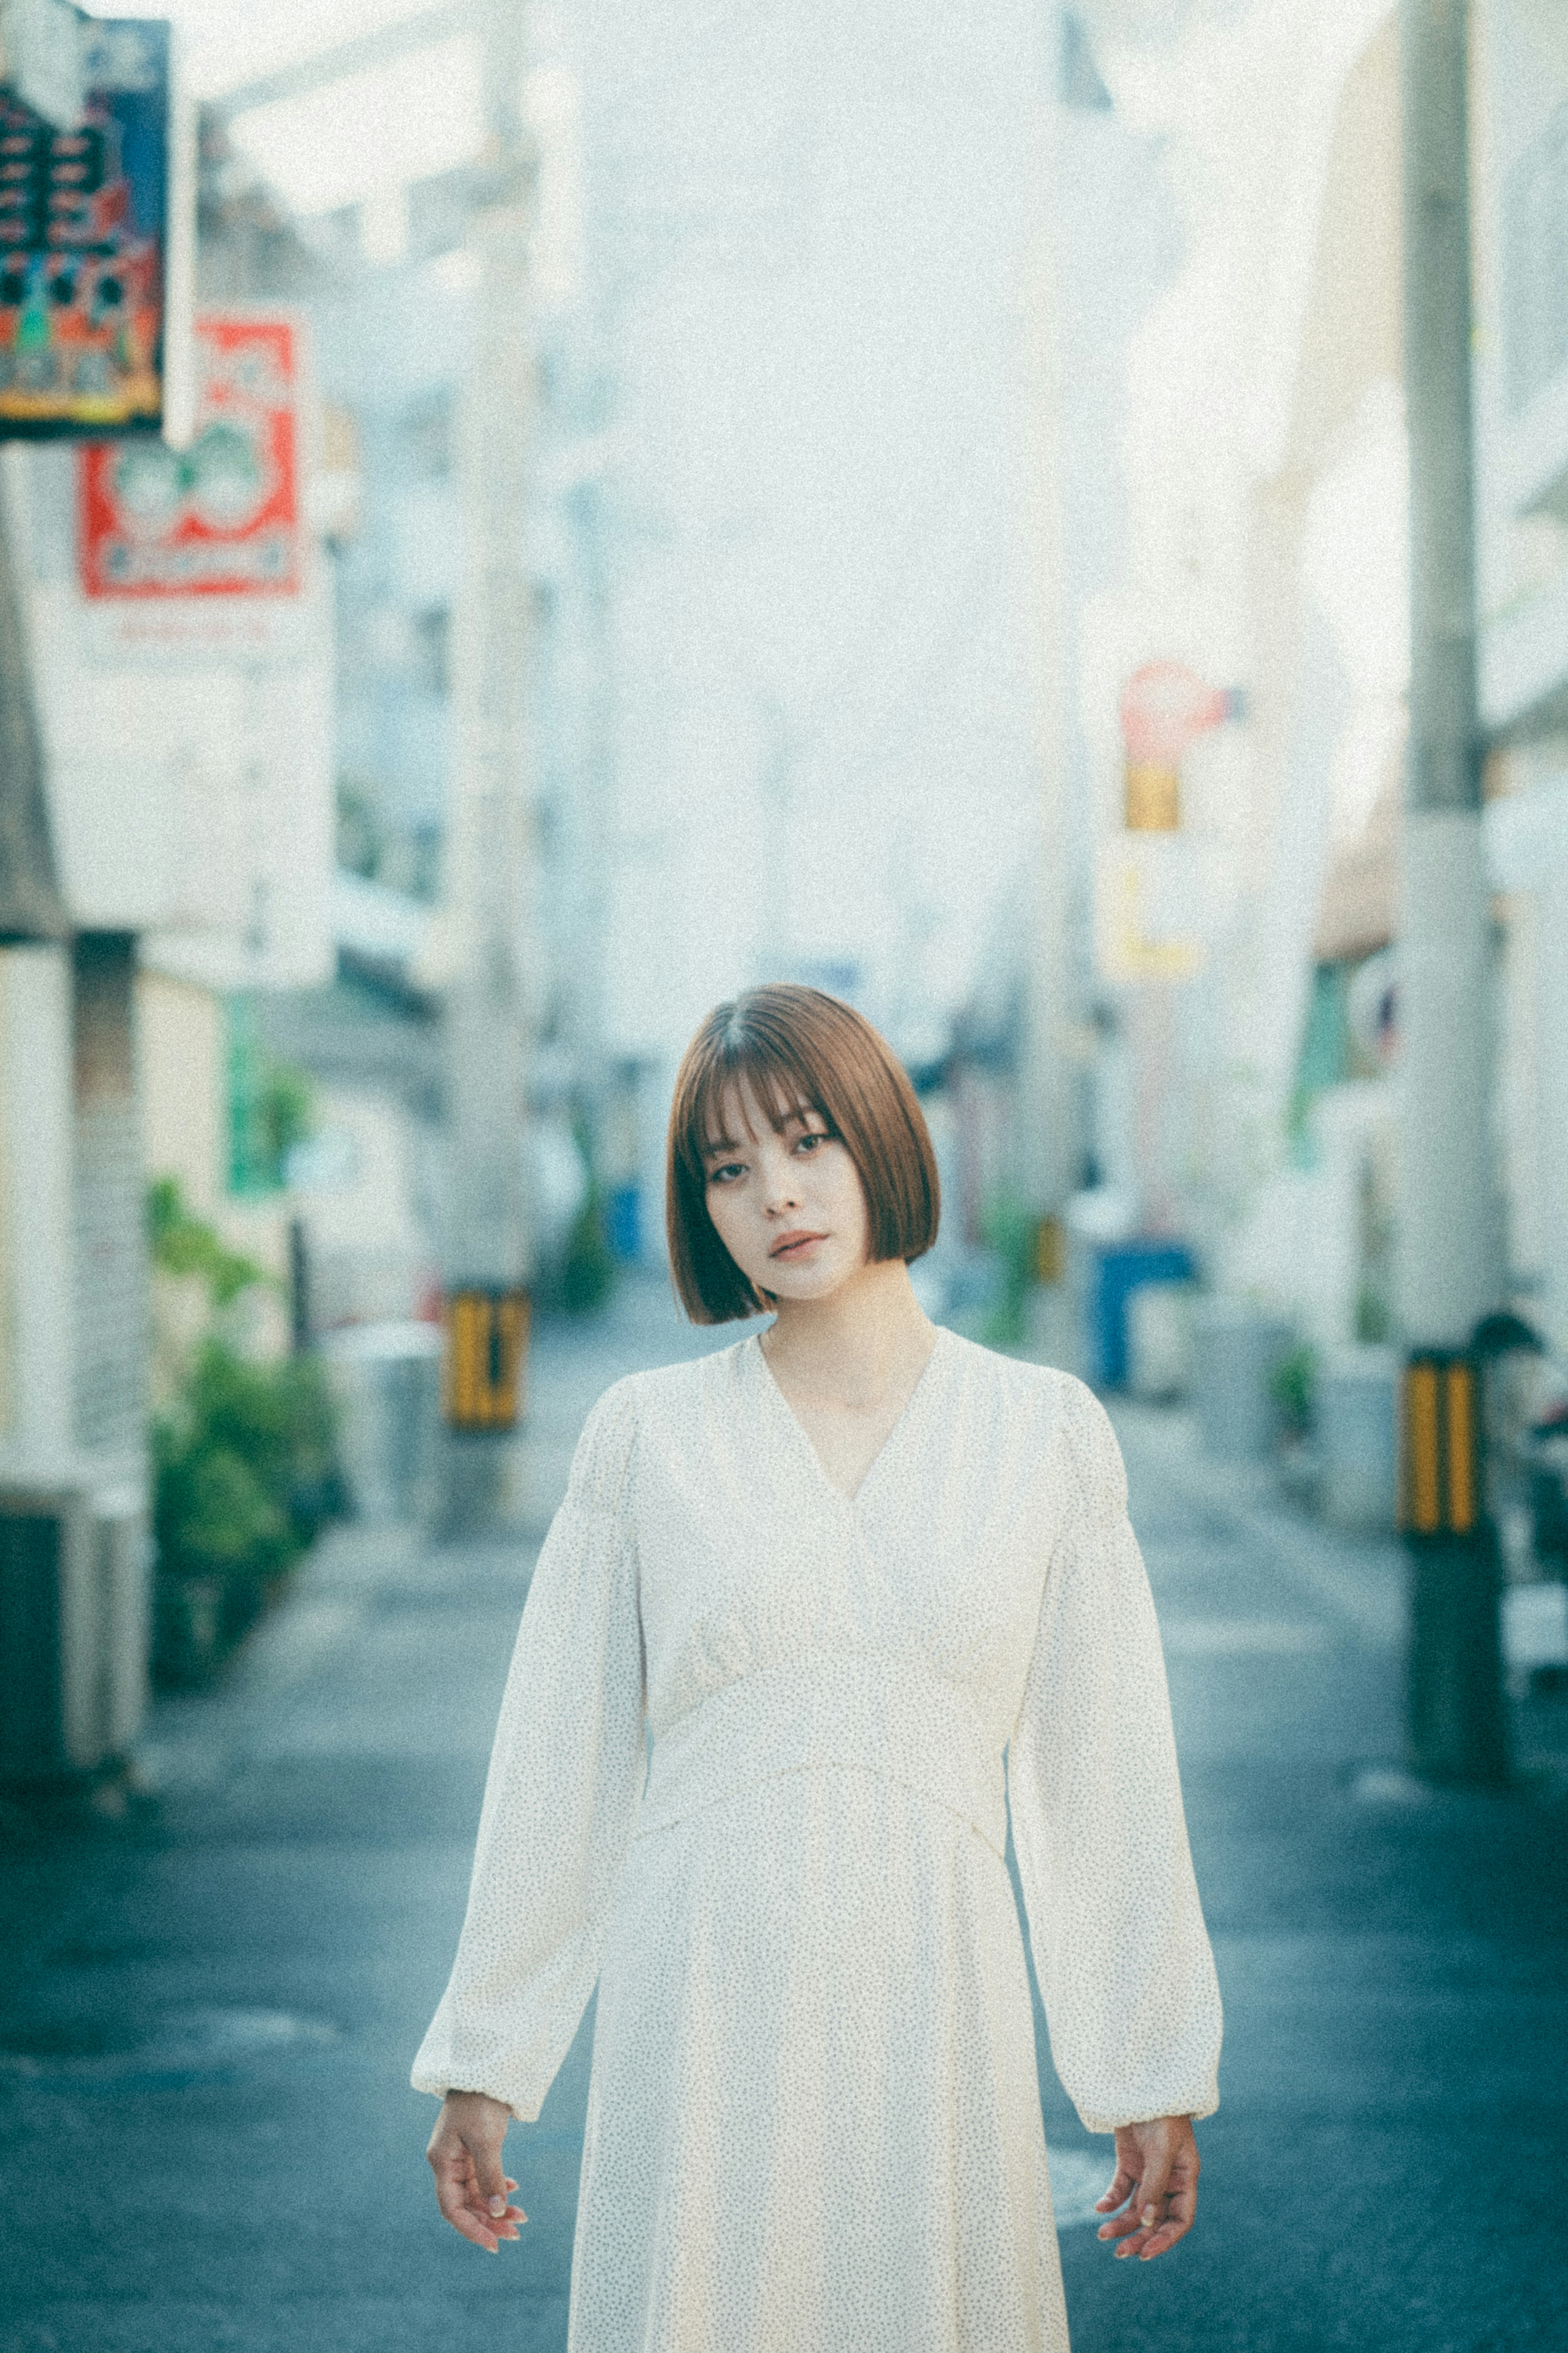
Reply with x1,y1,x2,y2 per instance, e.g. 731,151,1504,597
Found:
1092,1396,1568,2353
0,1292,1564,2350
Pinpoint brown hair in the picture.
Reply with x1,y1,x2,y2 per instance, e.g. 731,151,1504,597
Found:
666,984,940,1324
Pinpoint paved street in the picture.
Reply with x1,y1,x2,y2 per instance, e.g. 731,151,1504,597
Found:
2,1280,1566,2351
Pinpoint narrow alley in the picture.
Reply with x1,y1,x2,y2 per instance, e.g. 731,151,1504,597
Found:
2,1283,1562,2352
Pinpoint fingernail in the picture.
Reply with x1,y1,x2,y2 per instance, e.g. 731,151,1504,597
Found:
489,2197,508,2217
1141,2206,1158,2226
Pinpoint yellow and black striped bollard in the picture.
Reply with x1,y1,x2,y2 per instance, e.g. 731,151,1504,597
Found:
444,1289,531,1433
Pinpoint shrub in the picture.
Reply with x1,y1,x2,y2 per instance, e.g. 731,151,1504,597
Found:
148,1180,341,1685
148,1175,267,1305
561,1183,616,1313
962,1193,1030,1349
1271,1341,1318,1440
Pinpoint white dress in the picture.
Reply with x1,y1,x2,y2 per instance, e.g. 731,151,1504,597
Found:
413,1327,1221,2353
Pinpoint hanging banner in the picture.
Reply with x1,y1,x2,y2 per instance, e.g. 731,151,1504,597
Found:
0,17,184,438
76,310,308,657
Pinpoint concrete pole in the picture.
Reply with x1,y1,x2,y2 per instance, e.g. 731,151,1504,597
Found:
439,0,537,1532
1396,0,1508,1784
1017,28,1082,1366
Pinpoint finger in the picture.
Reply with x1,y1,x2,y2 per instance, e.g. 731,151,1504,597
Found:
1107,2216,1152,2252
1137,2160,1197,2258
1123,2152,1198,2260
434,2171,503,2253
1136,2212,1192,2260
1097,2171,1149,2241
468,2163,525,2233
1132,2144,1174,2234
1112,2212,1166,2260
453,2173,525,2232
1094,2165,1136,2215
470,2136,512,2219
431,2143,522,2249
463,2191,526,2235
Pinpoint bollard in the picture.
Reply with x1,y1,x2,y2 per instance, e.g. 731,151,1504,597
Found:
444,1288,531,1432
1399,1351,1509,1786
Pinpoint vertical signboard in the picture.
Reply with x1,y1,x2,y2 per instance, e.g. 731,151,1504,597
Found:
76,312,306,656
36,306,332,990
0,16,177,438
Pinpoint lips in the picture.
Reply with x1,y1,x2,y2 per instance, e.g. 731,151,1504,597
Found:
769,1230,826,1260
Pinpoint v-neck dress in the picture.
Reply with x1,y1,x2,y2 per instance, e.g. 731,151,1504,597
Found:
412,1328,1221,2353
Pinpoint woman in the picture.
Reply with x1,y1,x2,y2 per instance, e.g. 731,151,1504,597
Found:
415,985,1222,2352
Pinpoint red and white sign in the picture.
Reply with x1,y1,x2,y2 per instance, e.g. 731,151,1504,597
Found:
76,313,308,655
1119,660,1236,768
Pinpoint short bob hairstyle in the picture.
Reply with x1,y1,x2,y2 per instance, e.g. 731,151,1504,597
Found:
666,984,940,1324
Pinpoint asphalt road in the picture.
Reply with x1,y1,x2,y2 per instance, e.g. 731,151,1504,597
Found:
2,1279,1564,2352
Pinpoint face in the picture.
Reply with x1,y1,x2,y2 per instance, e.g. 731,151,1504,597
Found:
701,1077,872,1306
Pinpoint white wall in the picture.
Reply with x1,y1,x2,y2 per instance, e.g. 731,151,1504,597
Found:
0,946,76,1471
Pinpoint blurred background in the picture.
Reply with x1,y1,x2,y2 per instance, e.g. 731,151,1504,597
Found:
0,3,1565,2348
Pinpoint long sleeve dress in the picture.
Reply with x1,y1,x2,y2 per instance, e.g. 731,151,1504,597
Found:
412,1326,1222,2353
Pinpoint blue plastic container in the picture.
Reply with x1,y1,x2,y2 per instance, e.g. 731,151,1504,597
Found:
607,1184,643,1263
1087,1241,1195,1389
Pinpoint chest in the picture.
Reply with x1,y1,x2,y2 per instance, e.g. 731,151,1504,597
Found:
774,1384,920,1503
628,1354,1065,1728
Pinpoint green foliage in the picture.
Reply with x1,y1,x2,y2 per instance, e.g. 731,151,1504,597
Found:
154,1424,292,1581
980,1192,1035,1350
549,1117,617,1317
1271,1340,1318,1438
148,1178,341,1685
254,1061,315,1186
148,1175,272,1307
154,1340,340,1589
1287,965,1351,1170
227,993,316,1194
561,1184,616,1313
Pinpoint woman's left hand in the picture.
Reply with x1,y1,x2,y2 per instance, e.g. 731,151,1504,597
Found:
1094,2114,1200,2260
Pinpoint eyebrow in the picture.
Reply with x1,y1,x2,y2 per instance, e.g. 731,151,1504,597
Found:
699,1103,824,1163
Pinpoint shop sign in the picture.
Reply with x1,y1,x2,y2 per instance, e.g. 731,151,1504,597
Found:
75,310,308,657
0,16,185,438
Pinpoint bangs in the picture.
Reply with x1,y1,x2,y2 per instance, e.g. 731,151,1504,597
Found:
682,1034,827,1174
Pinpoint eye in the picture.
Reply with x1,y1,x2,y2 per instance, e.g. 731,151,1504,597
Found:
707,1160,746,1185
793,1127,833,1155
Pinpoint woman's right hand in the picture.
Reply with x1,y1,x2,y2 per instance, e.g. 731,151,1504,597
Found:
426,2090,526,2252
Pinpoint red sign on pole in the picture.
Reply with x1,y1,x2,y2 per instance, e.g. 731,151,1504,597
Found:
76,314,301,602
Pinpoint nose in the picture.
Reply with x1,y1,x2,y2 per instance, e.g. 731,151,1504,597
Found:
759,1142,802,1216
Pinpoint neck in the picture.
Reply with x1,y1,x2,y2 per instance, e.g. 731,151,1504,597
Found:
762,1258,935,1403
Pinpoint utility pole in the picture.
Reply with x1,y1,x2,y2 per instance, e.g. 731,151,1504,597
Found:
1017,20,1082,1364
1396,0,1508,1785
439,0,537,1532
